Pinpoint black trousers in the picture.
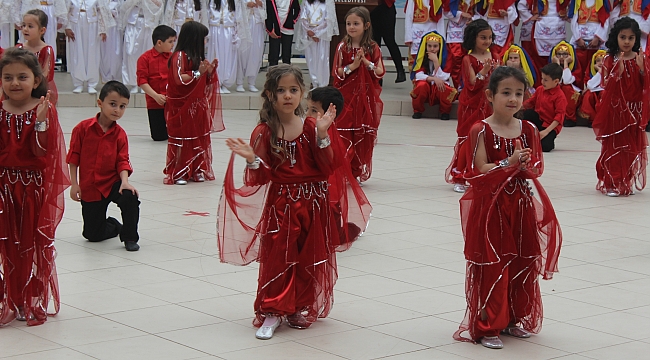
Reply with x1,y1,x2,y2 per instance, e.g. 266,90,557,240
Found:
81,181,140,242
524,109,557,153
147,108,168,141
268,34,293,66
370,4,404,73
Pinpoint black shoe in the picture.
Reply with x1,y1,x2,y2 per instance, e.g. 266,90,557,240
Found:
124,241,140,252
440,113,450,120
412,112,422,119
395,69,406,83
563,120,577,127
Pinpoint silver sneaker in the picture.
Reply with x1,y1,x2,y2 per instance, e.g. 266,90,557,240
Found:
175,179,188,185
480,336,504,349
453,183,466,193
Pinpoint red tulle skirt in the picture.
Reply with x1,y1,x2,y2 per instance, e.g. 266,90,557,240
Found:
0,168,60,326
163,133,215,184
252,181,342,326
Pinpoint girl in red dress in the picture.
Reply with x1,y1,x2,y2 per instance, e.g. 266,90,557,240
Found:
164,21,223,185
218,64,371,340
18,10,58,106
453,66,562,349
446,19,500,193
332,6,385,183
0,48,69,326
593,17,650,197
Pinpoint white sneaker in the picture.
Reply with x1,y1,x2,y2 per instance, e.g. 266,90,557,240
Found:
255,316,281,340
130,86,139,94
453,184,466,193
236,85,245,92
195,173,205,182
175,179,188,185
606,189,619,197
88,87,97,94
249,85,259,92
220,86,231,94
72,86,83,93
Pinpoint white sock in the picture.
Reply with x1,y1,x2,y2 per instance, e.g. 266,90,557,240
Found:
262,315,278,327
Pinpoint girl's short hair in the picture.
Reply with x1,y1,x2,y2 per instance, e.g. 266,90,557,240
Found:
487,66,528,95
606,17,642,56
342,7,376,54
260,64,306,164
0,47,48,98
462,19,494,52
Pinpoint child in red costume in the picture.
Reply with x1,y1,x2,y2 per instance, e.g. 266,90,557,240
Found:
446,19,499,193
593,17,650,197
218,64,371,340
0,48,69,326
453,66,562,349
443,0,475,90
474,0,518,58
551,41,584,127
164,21,223,185
18,9,57,106
410,31,457,120
332,7,385,183
578,49,606,124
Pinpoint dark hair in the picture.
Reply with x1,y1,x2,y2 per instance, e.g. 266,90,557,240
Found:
211,0,235,12
260,64,306,164
172,21,209,71
308,86,344,117
307,0,326,3
342,7,375,54
24,9,48,42
152,25,176,46
99,81,130,101
606,16,642,56
0,47,48,98
541,63,563,80
487,66,528,94
462,19,494,51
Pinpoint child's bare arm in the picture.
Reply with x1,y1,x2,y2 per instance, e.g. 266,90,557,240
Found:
69,164,81,201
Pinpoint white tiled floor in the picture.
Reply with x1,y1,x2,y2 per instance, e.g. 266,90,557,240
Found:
2,104,650,359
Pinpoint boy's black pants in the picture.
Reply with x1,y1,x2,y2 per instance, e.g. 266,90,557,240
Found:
81,181,140,243
524,109,557,153
268,34,293,66
148,108,168,141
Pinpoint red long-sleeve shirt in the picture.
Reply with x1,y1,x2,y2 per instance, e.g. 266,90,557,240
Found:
66,115,133,202
137,48,171,110
523,85,568,134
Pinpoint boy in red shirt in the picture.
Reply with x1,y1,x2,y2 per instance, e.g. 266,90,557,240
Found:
67,81,141,252
137,25,177,141
522,63,567,152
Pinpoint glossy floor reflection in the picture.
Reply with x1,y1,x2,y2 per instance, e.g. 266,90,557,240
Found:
2,106,649,359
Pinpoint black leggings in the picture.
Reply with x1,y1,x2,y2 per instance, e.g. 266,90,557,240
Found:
268,34,293,66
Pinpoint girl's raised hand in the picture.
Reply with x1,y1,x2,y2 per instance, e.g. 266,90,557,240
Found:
636,52,645,70
509,139,532,170
36,91,51,122
316,104,336,137
226,138,256,163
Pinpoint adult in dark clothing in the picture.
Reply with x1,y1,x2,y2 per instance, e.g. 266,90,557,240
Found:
370,0,406,83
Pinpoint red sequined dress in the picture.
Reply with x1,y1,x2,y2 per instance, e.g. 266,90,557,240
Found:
218,117,371,327
0,103,69,326
164,51,224,184
16,44,58,105
454,120,562,342
332,42,384,182
592,55,649,196
446,52,500,184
